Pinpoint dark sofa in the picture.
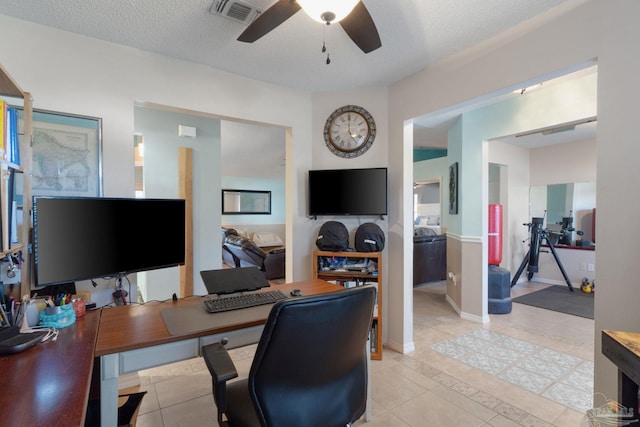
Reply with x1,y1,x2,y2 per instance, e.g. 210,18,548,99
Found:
221,227,285,280
413,232,447,285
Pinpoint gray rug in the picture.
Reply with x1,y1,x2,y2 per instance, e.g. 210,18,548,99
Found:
513,285,594,319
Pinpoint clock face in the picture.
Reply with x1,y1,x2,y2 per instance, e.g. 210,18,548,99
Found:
324,105,376,158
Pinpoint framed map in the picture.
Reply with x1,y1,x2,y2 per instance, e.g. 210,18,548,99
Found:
18,108,103,197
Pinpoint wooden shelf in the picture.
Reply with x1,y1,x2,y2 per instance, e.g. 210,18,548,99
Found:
0,63,32,297
312,250,383,360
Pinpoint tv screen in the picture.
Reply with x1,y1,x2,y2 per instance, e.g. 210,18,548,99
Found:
33,196,186,287
309,167,388,216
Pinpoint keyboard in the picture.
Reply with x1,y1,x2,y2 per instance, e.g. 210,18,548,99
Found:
0,326,48,355
203,290,288,313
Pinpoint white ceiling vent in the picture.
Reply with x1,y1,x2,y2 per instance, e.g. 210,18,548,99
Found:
209,0,261,25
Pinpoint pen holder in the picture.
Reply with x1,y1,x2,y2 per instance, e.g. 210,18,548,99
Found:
39,304,76,329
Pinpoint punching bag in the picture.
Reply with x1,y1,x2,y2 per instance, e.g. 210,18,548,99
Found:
488,204,502,265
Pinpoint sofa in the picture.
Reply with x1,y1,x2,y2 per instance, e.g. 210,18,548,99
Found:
413,230,447,285
221,227,285,280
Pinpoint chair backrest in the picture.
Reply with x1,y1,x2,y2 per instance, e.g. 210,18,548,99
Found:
248,286,376,427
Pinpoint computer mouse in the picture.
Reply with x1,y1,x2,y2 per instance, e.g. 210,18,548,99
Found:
290,289,303,297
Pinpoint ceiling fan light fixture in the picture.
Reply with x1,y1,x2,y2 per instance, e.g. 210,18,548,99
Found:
297,0,359,23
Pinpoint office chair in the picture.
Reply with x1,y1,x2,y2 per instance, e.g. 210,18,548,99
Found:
201,286,376,427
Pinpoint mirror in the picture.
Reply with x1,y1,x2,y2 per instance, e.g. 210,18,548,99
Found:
529,182,595,248
222,189,271,214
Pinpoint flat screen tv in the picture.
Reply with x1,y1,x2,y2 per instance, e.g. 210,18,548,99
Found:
33,196,186,287
309,167,388,216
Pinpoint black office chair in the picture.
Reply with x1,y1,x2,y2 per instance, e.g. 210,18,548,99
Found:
201,286,376,427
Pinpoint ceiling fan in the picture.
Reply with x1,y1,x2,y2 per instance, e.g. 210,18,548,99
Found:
237,0,381,53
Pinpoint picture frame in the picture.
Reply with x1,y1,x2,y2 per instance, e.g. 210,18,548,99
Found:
17,108,103,197
449,162,458,215
222,189,271,215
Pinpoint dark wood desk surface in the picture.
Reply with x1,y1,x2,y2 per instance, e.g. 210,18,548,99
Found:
96,279,341,356
0,309,101,427
602,329,640,385
602,329,640,422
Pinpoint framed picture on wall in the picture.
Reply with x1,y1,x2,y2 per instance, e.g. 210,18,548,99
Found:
449,162,458,215
18,108,103,197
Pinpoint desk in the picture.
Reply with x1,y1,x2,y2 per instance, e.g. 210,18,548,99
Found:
0,310,101,427
96,279,342,427
601,329,640,423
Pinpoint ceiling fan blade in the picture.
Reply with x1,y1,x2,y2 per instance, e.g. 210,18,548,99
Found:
339,1,381,53
237,0,301,43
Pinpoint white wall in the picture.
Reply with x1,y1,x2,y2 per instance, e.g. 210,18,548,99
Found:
530,138,597,186
134,106,220,300
308,90,390,339
0,14,314,294
390,0,640,400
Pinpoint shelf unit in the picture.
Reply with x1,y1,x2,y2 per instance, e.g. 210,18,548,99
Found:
0,63,33,298
312,250,383,360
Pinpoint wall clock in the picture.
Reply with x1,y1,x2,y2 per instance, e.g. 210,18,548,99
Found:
323,105,376,158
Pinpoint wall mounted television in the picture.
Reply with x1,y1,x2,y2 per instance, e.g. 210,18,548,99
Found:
32,196,186,287
308,167,388,217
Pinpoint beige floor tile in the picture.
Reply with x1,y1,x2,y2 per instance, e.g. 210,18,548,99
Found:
160,394,217,426
391,390,486,427
485,414,524,427
354,410,410,427
154,372,212,409
137,383,160,414
369,365,428,410
550,407,589,427
136,409,165,427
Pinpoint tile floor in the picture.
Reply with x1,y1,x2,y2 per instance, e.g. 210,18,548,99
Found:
128,281,595,426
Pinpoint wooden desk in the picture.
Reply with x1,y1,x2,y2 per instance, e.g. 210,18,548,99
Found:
96,279,342,426
601,329,640,423
0,310,101,427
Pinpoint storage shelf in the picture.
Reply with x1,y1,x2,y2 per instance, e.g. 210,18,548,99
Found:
0,63,32,297
312,250,383,360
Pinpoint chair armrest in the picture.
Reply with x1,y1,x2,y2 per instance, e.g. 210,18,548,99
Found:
202,342,239,424
202,342,238,383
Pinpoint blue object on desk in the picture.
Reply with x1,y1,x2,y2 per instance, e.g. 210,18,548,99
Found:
39,304,76,328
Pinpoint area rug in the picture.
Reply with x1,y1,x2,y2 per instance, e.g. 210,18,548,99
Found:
431,329,594,413
513,285,594,319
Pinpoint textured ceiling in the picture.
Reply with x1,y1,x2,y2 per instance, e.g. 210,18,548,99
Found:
0,0,571,92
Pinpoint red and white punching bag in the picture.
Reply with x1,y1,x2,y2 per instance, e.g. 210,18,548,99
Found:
488,204,502,265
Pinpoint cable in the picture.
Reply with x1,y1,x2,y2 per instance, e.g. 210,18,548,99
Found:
22,325,58,342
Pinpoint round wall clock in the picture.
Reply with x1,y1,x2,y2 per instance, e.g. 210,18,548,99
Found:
323,105,376,158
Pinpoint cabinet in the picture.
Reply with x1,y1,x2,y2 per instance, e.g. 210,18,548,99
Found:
0,63,33,298
312,250,383,360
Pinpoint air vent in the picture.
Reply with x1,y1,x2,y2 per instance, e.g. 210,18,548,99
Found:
210,0,261,25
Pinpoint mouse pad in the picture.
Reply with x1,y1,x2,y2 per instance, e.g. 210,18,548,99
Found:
160,303,273,336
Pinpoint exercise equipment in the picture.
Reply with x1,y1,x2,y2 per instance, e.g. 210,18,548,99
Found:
488,204,502,265
511,215,574,291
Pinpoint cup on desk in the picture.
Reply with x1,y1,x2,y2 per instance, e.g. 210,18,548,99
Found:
25,299,47,327
72,299,86,318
